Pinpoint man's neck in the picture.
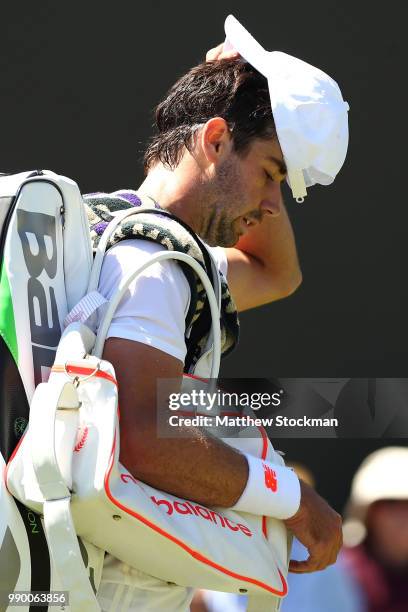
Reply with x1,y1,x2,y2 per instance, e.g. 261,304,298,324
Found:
137,163,206,235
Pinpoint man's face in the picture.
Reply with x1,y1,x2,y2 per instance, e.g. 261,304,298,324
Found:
200,136,287,247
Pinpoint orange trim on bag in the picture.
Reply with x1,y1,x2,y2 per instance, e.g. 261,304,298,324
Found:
259,426,269,461
183,373,209,383
262,516,268,539
51,364,118,386
104,430,288,597
258,425,269,538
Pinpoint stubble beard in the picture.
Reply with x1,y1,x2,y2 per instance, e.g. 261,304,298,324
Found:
199,156,245,248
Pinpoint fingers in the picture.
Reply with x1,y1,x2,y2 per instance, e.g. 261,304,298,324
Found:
205,43,240,62
289,559,315,574
289,557,329,574
288,541,341,574
285,481,343,573
291,558,337,573
206,43,224,61
217,50,240,60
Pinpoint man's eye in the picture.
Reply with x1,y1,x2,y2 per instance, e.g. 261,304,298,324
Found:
265,170,274,182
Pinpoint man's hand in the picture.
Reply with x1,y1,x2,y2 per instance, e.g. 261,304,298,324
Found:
206,42,239,62
284,480,343,573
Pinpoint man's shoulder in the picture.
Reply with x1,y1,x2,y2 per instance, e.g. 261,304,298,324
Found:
198,241,228,278
108,237,227,278
103,238,189,287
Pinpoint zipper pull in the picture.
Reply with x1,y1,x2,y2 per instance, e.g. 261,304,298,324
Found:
60,205,65,229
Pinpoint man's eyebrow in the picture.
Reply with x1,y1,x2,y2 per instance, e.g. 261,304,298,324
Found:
267,156,287,176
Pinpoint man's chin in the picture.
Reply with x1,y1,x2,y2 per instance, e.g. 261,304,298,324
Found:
202,225,239,248
226,232,242,248
228,236,240,247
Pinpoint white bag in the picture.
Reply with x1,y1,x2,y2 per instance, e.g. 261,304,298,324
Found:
7,208,291,611
7,324,290,608
0,169,103,611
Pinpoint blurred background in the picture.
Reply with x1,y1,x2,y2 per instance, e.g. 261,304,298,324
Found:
1,3,407,608
192,447,408,612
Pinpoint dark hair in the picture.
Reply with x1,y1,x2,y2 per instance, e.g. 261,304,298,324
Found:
143,58,276,173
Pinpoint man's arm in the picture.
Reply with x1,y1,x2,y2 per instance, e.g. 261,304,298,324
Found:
104,337,248,507
226,198,302,312
103,337,342,572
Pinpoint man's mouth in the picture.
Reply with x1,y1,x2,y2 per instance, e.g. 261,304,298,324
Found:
240,216,257,233
237,218,248,236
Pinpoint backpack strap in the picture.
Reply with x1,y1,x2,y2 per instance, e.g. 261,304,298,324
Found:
86,206,214,333
83,192,240,372
29,378,100,611
92,248,221,378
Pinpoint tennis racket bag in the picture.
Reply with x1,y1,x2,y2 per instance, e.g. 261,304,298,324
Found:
0,170,105,611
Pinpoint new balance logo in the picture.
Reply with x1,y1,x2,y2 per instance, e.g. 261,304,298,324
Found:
263,463,278,492
119,474,253,537
150,496,253,537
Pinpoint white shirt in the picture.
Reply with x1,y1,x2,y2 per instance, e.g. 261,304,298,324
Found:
97,239,228,363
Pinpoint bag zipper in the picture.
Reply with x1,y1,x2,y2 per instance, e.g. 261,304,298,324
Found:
0,171,64,261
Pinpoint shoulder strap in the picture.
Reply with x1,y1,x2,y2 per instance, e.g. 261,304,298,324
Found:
92,249,222,378
83,191,239,370
87,206,215,332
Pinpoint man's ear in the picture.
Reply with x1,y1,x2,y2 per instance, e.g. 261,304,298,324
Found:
200,117,232,164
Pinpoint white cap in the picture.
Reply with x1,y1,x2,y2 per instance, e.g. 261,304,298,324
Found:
224,15,350,202
351,447,408,507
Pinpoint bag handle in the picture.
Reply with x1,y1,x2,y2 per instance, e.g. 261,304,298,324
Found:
93,249,222,379
30,379,100,611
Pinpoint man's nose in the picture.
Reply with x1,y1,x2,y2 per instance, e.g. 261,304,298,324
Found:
260,196,281,217
260,182,282,216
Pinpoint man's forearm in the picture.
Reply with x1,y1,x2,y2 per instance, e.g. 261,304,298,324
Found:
106,337,301,521
232,198,301,291
120,421,249,508
103,337,247,508
121,418,300,520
